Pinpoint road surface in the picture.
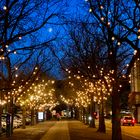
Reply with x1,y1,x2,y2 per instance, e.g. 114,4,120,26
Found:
40,121,70,140
105,119,140,140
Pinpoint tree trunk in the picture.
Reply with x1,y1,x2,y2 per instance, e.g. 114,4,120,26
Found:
11,99,14,134
97,99,106,133
31,109,36,125
85,107,89,125
89,99,96,128
36,111,38,123
112,89,122,140
0,105,2,135
74,107,79,120
79,107,82,121
22,106,26,129
6,102,12,137
82,107,85,123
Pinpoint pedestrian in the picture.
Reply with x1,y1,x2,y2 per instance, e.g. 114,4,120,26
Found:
56,113,61,121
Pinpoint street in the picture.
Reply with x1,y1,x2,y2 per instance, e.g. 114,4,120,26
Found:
0,120,140,140
103,119,140,140
122,125,140,140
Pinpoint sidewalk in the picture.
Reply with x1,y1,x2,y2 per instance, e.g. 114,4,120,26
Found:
0,120,139,140
0,121,56,140
40,121,70,140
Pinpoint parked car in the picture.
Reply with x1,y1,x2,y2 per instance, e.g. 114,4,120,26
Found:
121,115,135,126
13,116,22,128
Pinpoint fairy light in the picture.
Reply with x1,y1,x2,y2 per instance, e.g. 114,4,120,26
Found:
110,51,112,55
48,28,53,33
14,51,17,54
101,17,104,21
89,8,92,12
111,37,115,40
19,36,22,40
126,64,129,67
68,76,71,79
100,6,104,9
15,67,18,70
138,29,140,39
0,56,5,60
15,79,58,110
117,42,121,46
3,6,7,10
107,22,110,26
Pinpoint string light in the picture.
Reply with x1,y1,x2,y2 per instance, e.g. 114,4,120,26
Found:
100,6,104,9
111,37,115,40
117,42,121,46
14,51,17,54
19,36,22,40
107,22,110,26
89,8,92,12
101,17,104,21
3,6,7,10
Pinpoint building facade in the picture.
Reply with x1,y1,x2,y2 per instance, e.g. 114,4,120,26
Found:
129,58,140,123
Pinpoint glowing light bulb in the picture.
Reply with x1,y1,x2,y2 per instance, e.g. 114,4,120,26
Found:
107,22,110,26
100,6,103,9
14,51,17,54
101,17,104,21
48,28,53,32
3,6,7,10
15,67,18,70
134,50,137,55
19,36,22,39
117,42,121,46
111,37,115,40
89,8,92,12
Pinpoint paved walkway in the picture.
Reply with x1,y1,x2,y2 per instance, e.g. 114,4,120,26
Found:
40,121,70,140
0,120,139,140
0,121,56,140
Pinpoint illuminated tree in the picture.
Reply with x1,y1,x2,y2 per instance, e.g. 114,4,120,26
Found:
55,8,133,134
83,1,139,139
0,0,65,136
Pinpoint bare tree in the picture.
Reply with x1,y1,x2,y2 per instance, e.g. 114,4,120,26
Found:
0,0,65,136
54,14,133,135
82,1,139,139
